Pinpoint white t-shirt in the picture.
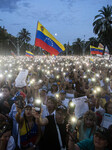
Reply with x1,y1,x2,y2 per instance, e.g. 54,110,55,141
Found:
62,98,70,107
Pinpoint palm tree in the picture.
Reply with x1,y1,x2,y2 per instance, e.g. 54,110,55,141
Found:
18,28,31,55
93,5,112,54
18,28,31,43
72,38,84,55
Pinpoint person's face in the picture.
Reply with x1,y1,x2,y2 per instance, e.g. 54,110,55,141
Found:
84,117,94,128
0,131,11,142
40,90,46,97
49,78,55,83
68,83,72,88
2,88,10,98
25,107,33,117
94,134,108,149
56,110,66,124
60,93,66,100
107,103,112,114
46,99,55,111
52,85,58,91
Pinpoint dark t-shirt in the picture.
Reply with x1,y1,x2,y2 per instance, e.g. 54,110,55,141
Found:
40,115,67,150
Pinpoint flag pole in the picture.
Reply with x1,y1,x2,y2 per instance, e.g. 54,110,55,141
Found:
34,21,39,52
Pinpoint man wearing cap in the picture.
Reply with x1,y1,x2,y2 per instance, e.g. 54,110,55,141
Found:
33,105,68,150
68,127,109,150
59,90,69,107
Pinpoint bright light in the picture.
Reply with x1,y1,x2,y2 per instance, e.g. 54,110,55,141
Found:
56,75,59,79
35,99,41,104
30,79,35,84
96,87,101,92
83,75,87,79
93,90,97,94
55,33,57,36
96,74,100,77
105,77,110,82
38,80,42,83
87,69,90,72
0,93,3,97
47,71,50,75
55,94,59,98
70,116,77,123
69,102,75,107
91,78,96,82
8,74,12,78
0,74,3,78
63,72,66,76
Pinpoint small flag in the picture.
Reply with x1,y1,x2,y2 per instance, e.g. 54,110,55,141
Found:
25,51,34,58
35,22,65,56
98,43,104,50
89,58,94,63
104,46,109,55
90,45,103,55
11,50,16,57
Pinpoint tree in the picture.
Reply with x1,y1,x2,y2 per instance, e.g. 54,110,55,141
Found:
0,26,9,55
18,28,31,55
72,38,83,55
18,28,31,43
93,5,112,54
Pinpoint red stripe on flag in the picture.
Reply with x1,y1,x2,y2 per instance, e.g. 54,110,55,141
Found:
35,38,59,56
25,54,33,58
91,51,103,55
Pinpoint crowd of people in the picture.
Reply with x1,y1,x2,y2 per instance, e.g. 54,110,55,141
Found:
0,55,112,150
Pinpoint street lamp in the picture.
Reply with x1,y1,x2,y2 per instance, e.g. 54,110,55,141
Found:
83,35,85,56
8,37,24,56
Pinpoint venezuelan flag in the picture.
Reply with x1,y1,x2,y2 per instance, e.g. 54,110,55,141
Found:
98,43,104,50
25,51,34,57
35,22,65,56
90,45,103,55
89,58,94,63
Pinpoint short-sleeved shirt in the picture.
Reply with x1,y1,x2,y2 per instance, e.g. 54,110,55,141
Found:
77,138,109,150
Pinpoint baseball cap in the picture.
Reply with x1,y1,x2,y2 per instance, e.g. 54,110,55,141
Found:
11,91,26,101
56,105,67,114
60,90,66,94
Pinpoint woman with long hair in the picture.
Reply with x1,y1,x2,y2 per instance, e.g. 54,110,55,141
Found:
15,104,41,150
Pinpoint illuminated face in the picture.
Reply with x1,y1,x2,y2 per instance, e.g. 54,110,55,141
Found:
84,117,94,128
40,90,46,97
46,99,55,111
25,107,33,117
2,88,10,98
